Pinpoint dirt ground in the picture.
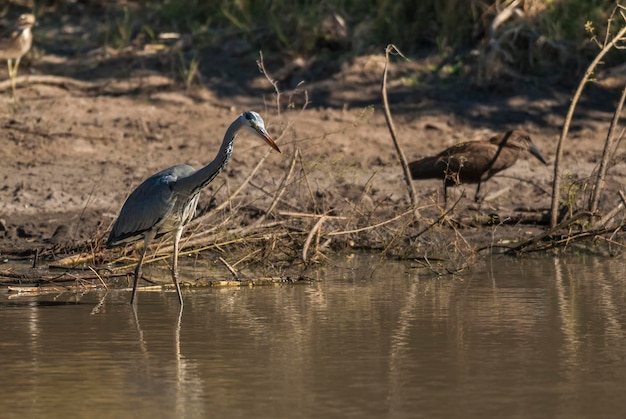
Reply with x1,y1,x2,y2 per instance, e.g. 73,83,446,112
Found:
1,13,625,268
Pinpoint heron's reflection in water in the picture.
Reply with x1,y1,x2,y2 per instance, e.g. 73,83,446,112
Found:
130,303,205,417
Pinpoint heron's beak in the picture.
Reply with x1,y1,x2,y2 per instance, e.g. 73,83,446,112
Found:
529,142,548,165
259,128,281,153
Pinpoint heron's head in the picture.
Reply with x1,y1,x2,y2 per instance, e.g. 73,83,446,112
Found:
241,111,281,153
17,14,36,30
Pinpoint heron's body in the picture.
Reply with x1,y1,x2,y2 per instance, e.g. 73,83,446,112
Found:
107,111,281,305
0,14,35,98
409,130,548,202
107,164,198,246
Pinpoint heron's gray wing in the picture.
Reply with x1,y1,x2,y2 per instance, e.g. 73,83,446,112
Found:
107,165,195,247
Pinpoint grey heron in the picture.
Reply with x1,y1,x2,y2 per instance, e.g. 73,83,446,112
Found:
409,130,548,203
107,111,281,305
0,14,35,99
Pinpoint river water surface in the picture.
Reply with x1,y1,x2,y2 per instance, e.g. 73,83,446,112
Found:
1,254,626,418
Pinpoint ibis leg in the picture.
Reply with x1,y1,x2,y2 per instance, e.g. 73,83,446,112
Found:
7,58,20,99
474,182,482,202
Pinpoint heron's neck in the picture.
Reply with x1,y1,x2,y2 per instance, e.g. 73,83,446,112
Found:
172,123,241,196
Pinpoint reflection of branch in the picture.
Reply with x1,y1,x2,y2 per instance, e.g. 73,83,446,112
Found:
553,257,580,372
387,281,419,408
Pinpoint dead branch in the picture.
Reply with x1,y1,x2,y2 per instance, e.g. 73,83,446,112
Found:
327,207,415,236
550,8,626,227
88,266,108,290
589,83,626,215
381,44,419,217
278,211,347,220
508,211,593,253
302,215,328,263
218,257,239,279
254,147,299,226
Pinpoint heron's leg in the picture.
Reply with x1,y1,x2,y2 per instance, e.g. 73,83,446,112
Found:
130,232,155,305
131,246,148,305
171,227,184,305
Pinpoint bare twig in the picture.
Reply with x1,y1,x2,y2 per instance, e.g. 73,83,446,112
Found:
589,84,626,215
254,147,300,226
489,0,522,37
327,208,415,236
197,50,299,218
218,257,239,279
257,51,281,117
508,211,593,253
598,196,625,227
254,51,309,224
619,190,626,206
278,211,347,220
550,8,626,227
381,44,419,217
174,221,283,252
303,216,328,263
88,266,108,290
411,193,464,239
230,248,263,269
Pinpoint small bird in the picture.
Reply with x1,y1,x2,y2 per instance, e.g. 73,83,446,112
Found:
0,13,35,99
107,111,281,305
409,130,548,203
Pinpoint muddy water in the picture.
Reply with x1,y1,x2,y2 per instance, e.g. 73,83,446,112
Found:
1,254,626,418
